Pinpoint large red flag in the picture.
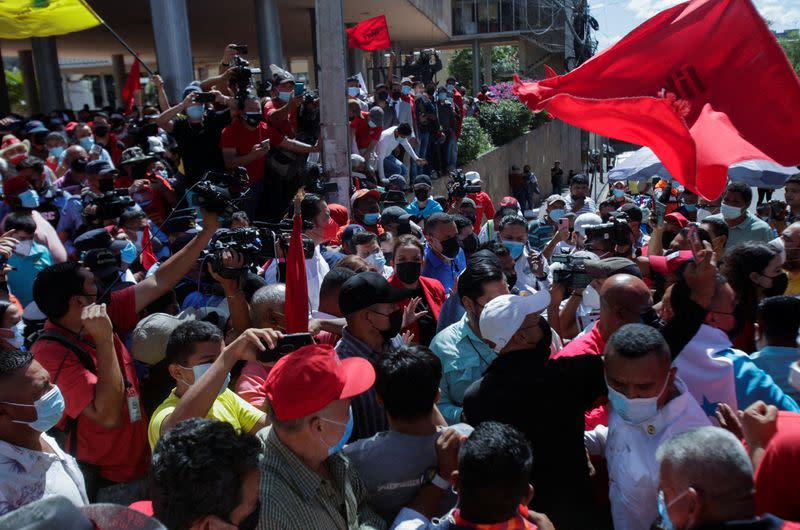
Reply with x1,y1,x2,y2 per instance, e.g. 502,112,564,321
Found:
121,59,141,113
347,15,391,51
514,0,800,199
140,225,158,271
285,211,309,334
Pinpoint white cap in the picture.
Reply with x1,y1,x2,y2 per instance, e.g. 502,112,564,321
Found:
479,289,551,353
574,213,603,237
147,136,166,154
465,171,481,183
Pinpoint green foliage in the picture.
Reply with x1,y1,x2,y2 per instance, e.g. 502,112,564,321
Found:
779,38,800,77
458,117,494,166
4,69,27,114
530,109,549,130
447,45,519,93
477,99,533,146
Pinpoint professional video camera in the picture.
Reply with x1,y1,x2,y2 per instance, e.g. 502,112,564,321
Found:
84,188,135,220
584,217,632,251
227,46,262,108
193,167,250,219
551,252,594,291
301,162,337,196
446,169,481,200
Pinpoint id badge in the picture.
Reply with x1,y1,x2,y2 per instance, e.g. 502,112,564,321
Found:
127,390,142,423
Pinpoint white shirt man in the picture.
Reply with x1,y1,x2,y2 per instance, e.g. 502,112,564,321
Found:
376,126,423,181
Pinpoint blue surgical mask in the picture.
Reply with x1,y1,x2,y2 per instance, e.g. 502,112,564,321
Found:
2,386,65,432
180,362,231,396
657,489,690,530
612,188,625,198
606,375,669,424
366,251,386,272
683,203,697,212
49,146,64,159
278,91,292,102
720,203,744,221
502,240,525,260
1,321,25,349
320,407,354,455
186,105,205,120
368,120,377,128
120,240,138,265
363,212,380,226
549,208,565,222
402,85,413,95
78,136,95,150
348,87,360,97
18,189,40,209
446,84,455,93
437,93,447,101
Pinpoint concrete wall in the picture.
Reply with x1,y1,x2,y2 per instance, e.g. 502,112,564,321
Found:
410,0,453,36
432,119,583,201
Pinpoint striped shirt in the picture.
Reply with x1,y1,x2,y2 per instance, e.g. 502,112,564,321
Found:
257,426,387,530
335,328,404,442
564,195,597,216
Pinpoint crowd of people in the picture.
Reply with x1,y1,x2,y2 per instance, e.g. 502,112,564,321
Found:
0,43,799,530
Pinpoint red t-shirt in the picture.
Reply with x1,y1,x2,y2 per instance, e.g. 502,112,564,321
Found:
350,112,381,150
219,120,284,184
756,411,800,521
31,286,150,483
263,98,297,139
468,191,496,234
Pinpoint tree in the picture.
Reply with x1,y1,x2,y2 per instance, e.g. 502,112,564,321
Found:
4,69,27,114
447,45,520,94
779,38,800,77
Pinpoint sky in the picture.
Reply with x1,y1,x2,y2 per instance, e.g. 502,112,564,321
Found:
592,0,800,51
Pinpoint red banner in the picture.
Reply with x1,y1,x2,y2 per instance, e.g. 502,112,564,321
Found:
121,59,140,114
347,15,391,51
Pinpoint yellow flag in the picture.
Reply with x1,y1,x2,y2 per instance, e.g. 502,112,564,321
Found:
0,0,101,39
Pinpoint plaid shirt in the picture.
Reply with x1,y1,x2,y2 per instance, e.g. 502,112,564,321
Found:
335,328,404,442
257,426,387,530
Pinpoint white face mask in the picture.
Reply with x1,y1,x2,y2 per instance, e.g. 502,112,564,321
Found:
606,374,670,424
14,240,33,256
583,284,601,309
696,208,712,222
1,321,25,349
720,203,744,221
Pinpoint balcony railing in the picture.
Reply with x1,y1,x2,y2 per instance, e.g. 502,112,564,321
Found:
451,0,560,36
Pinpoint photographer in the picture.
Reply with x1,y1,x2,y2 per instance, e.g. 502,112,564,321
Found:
401,49,443,86
265,69,300,136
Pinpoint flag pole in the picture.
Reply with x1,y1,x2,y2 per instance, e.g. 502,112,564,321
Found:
77,0,155,76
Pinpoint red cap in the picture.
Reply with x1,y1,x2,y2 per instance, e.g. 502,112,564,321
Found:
665,212,688,228
500,196,519,208
350,188,381,206
328,203,349,227
649,250,693,275
65,121,78,133
264,344,375,421
2,176,31,197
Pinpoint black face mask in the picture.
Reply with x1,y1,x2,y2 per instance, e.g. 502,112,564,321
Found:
640,307,663,329
661,231,678,249
505,271,518,290
94,126,109,137
244,113,263,127
763,271,789,297
415,190,429,202
396,262,422,285
391,90,401,99
98,177,115,193
440,236,461,259
377,92,388,101
378,309,403,341
71,158,88,172
462,233,479,254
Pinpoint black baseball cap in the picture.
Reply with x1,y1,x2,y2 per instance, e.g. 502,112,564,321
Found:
75,228,112,252
413,175,432,189
380,206,408,226
585,257,643,279
619,203,643,223
339,272,412,315
83,248,120,280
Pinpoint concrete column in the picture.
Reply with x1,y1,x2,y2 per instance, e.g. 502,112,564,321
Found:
99,74,109,107
0,44,10,114
31,37,65,112
308,8,319,89
482,45,492,87
149,0,194,103
112,54,126,108
471,39,480,95
18,50,40,114
255,0,284,86
517,37,528,77
371,51,382,89
315,0,351,214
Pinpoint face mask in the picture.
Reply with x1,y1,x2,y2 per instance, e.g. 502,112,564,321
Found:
377,92,388,101
720,203,744,220
367,120,377,128
505,271,518,290
402,86,413,95
17,188,40,209
462,233,480,254
120,240,138,265
696,208,712,221
2,321,25,349
181,363,231,396
49,146,64,159
366,251,386,273
762,271,789,297
277,90,292,102
94,126,109,137
502,240,525,260
362,212,380,226
440,236,461,260
2,386,65,432
78,136,95,150
391,90,401,99
549,208,565,222
244,113,262,127
70,158,87,172
379,309,403,341
415,190,430,202
437,93,447,101
657,489,690,530
319,406,354,455
14,240,33,256
606,374,669,424
683,203,697,212
186,105,205,120
347,87,360,97
396,261,422,284
583,284,601,309
612,188,625,198
446,84,455,93
158,169,170,181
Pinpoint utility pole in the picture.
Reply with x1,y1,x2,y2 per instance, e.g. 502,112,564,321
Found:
315,0,351,214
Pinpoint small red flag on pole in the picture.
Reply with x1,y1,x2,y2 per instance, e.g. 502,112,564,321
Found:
347,15,391,51
121,59,141,113
285,194,309,333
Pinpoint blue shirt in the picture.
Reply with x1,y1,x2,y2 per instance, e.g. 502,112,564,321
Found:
421,246,465,294
429,314,497,424
750,346,800,405
405,199,443,220
7,242,54,307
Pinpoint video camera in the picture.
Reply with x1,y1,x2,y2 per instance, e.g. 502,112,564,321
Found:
193,167,250,219
301,162,338,197
551,252,594,291
228,48,262,108
84,188,135,221
584,217,632,250
447,169,481,200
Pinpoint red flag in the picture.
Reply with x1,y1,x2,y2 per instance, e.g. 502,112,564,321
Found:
347,15,391,51
121,59,141,113
285,212,309,334
140,225,158,270
513,0,800,199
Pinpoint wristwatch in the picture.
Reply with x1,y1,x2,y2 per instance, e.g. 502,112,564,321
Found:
422,466,450,490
